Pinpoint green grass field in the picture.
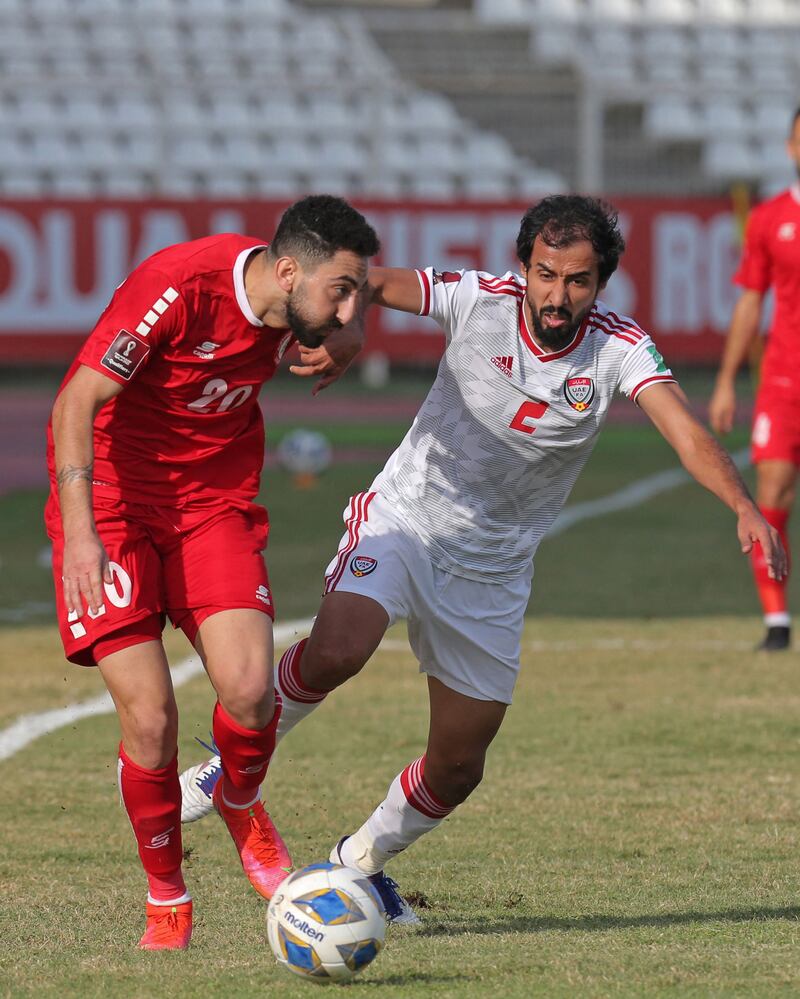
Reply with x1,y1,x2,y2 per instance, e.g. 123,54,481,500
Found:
2,381,799,997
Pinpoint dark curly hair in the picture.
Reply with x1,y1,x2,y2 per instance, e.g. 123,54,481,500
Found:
270,195,380,267
516,195,625,285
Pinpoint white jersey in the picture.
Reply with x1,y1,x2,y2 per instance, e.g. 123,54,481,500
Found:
370,267,676,582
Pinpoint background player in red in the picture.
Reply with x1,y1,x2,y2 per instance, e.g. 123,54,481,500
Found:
710,108,800,652
45,195,380,949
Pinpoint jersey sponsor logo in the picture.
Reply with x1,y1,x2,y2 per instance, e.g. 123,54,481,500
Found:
193,340,220,359
135,286,179,337
100,330,150,380
350,555,377,577
255,584,272,605
777,222,796,241
491,355,514,377
564,376,595,412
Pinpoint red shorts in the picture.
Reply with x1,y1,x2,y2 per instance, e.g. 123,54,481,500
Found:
45,493,274,667
751,382,800,466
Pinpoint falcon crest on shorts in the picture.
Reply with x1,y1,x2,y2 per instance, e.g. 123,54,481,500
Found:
350,555,377,577
564,376,595,412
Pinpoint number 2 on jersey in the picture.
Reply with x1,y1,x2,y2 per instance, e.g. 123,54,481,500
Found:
509,400,550,435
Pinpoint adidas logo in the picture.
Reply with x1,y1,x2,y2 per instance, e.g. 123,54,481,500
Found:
491,355,514,377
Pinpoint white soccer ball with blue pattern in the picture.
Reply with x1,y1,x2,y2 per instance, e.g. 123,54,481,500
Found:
267,861,386,983
276,429,333,476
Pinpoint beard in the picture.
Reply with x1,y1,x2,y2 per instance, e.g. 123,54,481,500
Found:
285,291,342,349
530,305,587,351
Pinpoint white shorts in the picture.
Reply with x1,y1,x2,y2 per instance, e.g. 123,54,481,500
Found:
323,491,531,704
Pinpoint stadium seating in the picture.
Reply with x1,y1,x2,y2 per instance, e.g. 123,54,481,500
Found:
0,0,561,199
474,0,800,194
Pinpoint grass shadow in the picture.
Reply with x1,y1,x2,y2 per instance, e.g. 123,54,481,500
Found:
418,905,800,937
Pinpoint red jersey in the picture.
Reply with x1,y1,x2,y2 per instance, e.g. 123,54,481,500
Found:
47,234,293,505
734,185,800,383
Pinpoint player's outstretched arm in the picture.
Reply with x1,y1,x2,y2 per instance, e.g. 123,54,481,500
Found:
366,267,425,314
639,381,787,581
51,364,124,615
708,289,763,435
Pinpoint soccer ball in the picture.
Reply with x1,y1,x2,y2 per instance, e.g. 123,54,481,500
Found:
276,429,333,476
267,862,386,983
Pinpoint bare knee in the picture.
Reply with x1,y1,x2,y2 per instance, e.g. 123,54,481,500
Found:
217,671,274,729
120,702,178,770
756,464,797,510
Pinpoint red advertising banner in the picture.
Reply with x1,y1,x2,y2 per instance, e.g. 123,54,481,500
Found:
0,197,741,363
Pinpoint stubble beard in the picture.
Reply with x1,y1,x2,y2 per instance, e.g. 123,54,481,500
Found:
285,294,342,349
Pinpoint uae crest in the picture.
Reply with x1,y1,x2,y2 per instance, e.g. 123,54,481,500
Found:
350,555,378,577
564,376,595,412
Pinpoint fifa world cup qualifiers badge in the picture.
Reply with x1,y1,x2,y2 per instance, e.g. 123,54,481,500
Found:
564,377,595,412
101,330,150,380
350,555,378,577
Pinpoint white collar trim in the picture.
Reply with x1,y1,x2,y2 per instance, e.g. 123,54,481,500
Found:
233,245,268,326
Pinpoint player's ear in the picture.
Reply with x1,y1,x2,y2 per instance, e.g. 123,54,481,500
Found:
275,256,299,293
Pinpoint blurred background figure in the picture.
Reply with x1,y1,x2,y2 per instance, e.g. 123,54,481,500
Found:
709,108,800,652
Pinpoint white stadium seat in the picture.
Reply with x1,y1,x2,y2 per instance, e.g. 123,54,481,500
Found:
0,0,563,199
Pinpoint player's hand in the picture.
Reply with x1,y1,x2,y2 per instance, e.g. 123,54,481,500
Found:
62,531,111,617
708,381,736,435
289,327,363,396
737,508,787,581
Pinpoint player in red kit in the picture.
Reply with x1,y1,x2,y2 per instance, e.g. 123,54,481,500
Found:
45,195,380,948
710,108,800,652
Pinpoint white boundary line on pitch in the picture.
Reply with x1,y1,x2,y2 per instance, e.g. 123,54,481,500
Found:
547,446,750,537
0,618,315,763
0,448,751,762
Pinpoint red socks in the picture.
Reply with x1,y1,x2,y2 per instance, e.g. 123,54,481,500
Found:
118,745,187,903
751,506,791,625
212,698,281,806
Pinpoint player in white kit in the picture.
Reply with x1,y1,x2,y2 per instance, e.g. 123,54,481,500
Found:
180,196,784,922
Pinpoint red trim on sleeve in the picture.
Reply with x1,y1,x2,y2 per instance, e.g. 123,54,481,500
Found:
631,374,677,403
416,269,431,317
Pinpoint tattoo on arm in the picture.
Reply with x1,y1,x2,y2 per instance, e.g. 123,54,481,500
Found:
56,463,93,489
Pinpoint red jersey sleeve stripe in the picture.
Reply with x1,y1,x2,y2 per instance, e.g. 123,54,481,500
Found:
591,315,641,346
416,269,431,316
478,274,522,291
631,374,677,403
603,309,647,339
478,281,524,298
592,310,645,340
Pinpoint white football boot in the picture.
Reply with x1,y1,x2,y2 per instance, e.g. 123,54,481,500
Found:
330,836,420,925
180,754,222,823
